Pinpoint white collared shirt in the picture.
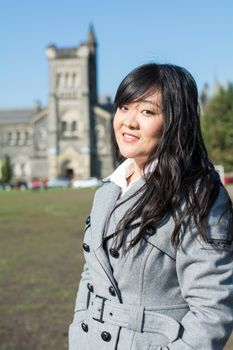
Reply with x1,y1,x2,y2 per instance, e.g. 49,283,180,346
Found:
108,158,140,197
105,158,157,198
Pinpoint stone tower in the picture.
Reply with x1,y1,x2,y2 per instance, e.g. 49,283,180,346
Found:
45,26,100,180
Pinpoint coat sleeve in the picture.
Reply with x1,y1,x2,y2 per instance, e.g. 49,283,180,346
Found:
167,187,233,350
69,263,91,350
73,262,90,313
72,214,92,315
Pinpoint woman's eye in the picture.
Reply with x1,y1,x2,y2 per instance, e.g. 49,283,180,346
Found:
142,109,155,116
119,105,128,111
142,109,161,116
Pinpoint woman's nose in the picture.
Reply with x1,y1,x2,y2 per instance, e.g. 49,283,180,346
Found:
122,110,139,129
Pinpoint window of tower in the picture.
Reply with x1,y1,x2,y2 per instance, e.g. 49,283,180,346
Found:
65,73,69,87
61,121,67,133
57,73,61,87
72,73,77,87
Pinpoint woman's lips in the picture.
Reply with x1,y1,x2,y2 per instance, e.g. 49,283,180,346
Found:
122,132,139,142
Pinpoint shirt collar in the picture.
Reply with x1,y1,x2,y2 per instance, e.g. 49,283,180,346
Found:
107,158,135,191
104,158,157,194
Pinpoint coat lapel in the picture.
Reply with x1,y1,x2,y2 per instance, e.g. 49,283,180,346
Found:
90,181,121,298
90,181,121,250
107,177,146,233
90,178,146,300
91,178,146,249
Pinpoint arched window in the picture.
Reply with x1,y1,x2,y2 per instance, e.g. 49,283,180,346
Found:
71,121,77,131
65,73,69,87
7,131,13,144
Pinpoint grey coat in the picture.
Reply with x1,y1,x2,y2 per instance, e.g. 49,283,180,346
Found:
69,178,233,350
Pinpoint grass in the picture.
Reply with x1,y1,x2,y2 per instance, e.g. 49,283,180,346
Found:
0,186,232,350
0,188,95,350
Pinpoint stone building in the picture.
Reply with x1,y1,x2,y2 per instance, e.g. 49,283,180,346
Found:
0,26,114,182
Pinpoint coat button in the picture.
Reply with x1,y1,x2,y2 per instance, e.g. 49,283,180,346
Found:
83,243,90,252
145,227,154,236
109,286,116,296
109,248,119,258
81,322,88,332
86,216,90,225
101,331,111,342
87,283,94,292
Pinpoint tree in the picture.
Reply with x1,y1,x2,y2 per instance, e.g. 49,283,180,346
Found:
1,155,12,183
201,84,233,172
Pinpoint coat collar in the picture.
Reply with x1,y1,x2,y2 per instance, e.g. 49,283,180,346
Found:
90,178,177,297
91,178,146,251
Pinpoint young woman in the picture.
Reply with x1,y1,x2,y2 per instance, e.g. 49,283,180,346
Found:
69,64,233,350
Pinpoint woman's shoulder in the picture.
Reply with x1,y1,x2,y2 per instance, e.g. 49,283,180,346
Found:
92,179,121,204
206,184,233,244
95,178,113,193
210,184,232,209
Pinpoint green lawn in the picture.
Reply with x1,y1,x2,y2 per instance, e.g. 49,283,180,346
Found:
0,187,232,350
0,189,95,350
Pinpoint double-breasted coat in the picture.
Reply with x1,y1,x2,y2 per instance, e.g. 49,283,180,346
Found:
69,178,233,350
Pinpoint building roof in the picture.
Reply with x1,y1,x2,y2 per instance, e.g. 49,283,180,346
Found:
54,47,78,59
0,108,37,125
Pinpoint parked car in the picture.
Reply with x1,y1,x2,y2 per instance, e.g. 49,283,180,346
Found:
72,177,102,189
14,180,28,191
47,178,70,188
224,176,233,185
0,182,13,191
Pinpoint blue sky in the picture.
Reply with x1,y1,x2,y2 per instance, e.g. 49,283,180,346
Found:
1,0,233,108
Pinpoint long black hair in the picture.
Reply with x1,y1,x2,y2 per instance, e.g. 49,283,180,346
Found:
110,63,229,250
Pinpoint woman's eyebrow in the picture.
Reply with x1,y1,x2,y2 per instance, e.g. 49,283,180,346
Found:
140,99,161,108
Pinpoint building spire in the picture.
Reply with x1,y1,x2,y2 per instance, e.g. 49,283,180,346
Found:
87,23,97,46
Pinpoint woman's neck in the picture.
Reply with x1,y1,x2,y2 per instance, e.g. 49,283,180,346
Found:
126,161,144,185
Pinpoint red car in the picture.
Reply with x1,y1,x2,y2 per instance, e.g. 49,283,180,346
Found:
224,176,233,185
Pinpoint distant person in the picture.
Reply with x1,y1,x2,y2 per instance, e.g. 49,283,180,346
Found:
32,178,40,191
14,178,20,190
69,63,233,349
41,178,48,190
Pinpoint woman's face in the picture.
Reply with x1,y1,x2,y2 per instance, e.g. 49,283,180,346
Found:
113,91,164,166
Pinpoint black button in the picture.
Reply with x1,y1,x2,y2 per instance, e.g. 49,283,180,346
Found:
145,227,154,236
101,331,111,342
81,322,88,332
87,283,94,292
83,243,90,252
86,216,90,225
109,286,116,296
109,248,119,258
